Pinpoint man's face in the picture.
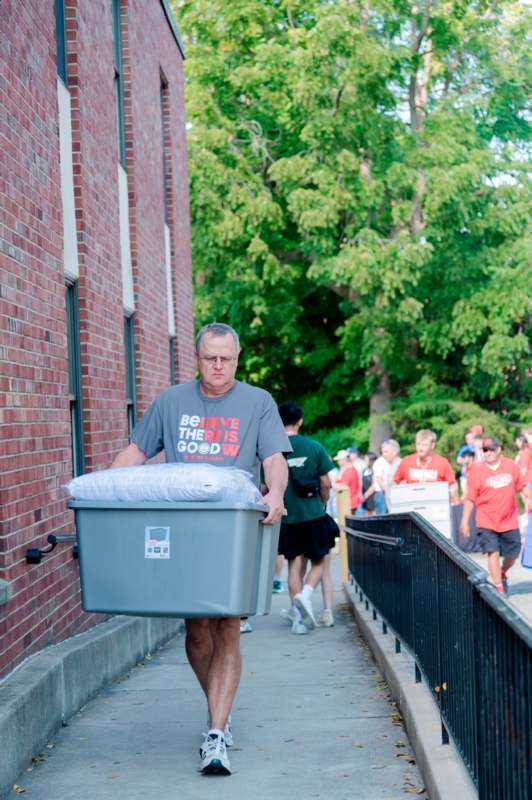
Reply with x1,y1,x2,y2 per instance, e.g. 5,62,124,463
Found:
473,436,483,452
197,333,239,396
483,446,501,464
381,444,397,464
415,436,434,459
465,432,474,446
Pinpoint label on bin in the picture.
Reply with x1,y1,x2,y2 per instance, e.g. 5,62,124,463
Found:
145,526,170,559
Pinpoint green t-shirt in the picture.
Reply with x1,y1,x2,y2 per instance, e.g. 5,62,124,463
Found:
284,434,334,524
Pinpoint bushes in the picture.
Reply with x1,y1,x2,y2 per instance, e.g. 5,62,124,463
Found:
308,378,528,462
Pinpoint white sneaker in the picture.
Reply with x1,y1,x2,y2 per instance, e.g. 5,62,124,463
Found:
240,620,253,633
294,592,317,629
224,715,234,747
290,620,308,635
203,714,233,749
280,607,295,624
319,609,334,627
200,734,231,775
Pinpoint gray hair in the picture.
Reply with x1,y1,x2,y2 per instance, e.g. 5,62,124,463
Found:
382,438,400,454
195,322,240,353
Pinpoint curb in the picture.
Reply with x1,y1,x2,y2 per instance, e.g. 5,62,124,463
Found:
344,582,477,800
0,615,183,799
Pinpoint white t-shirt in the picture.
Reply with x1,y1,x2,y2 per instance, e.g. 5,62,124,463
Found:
373,456,400,492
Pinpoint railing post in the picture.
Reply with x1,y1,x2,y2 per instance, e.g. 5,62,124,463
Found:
336,486,350,583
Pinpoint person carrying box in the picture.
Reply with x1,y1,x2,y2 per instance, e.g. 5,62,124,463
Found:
393,428,457,497
111,322,291,776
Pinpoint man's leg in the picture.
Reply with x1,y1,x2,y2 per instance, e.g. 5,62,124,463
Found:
293,557,324,628
287,554,304,599
284,556,308,633
319,553,334,626
486,551,503,586
185,618,214,697
185,617,241,730
501,556,517,574
186,618,238,776
206,617,242,731
272,554,284,592
304,557,324,588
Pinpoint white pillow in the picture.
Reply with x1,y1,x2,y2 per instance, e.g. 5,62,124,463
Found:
65,462,262,505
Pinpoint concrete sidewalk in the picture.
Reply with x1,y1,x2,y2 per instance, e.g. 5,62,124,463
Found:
5,582,426,799
466,553,532,623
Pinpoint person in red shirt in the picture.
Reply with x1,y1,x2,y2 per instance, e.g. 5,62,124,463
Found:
460,437,531,595
393,429,457,497
333,449,361,513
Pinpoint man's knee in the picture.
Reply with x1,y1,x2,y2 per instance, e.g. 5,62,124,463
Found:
212,617,241,649
185,618,211,647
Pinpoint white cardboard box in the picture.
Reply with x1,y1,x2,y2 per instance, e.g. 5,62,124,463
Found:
389,482,452,538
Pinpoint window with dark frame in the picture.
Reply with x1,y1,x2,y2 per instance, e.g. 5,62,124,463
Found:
160,77,170,223
54,0,68,84
124,315,136,439
112,0,126,166
66,283,84,477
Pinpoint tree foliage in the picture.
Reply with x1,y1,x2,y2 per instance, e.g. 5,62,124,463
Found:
173,0,531,441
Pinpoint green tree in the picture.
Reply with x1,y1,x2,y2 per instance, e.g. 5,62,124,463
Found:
174,0,531,444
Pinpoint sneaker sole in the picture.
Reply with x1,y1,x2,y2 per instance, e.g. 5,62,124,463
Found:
294,596,316,629
202,759,231,776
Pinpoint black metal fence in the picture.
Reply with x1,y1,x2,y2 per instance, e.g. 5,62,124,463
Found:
346,513,532,800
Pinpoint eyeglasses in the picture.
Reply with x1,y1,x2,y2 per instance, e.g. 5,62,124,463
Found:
482,447,497,452
198,355,236,365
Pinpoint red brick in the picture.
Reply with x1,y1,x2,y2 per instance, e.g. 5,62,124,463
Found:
0,0,194,678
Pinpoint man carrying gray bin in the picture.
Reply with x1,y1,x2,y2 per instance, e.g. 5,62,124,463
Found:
111,323,290,776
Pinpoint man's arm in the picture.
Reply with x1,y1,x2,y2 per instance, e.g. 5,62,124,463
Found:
393,461,405,484
522,484,532,504
459,499,474,537
261,452,288,525
444,459,458,499
319,473,331,508
110,442,147,469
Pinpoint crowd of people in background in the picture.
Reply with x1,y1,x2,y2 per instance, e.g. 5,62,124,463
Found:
328,425,532,597
270,412,532,637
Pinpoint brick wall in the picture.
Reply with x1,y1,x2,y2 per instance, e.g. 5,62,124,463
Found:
0,0,194,678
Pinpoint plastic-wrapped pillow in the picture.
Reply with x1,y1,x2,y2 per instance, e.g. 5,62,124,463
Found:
65,463,262,505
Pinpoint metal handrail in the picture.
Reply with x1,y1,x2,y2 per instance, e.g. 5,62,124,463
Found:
345,524,403,547
345,512,532,800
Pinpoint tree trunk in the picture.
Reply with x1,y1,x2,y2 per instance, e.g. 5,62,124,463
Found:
369,366,392,452
408,5,432,236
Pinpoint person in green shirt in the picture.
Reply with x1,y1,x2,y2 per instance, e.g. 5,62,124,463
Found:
277,401,339,634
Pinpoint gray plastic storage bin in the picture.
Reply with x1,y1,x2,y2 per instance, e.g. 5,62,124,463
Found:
70,500,280,618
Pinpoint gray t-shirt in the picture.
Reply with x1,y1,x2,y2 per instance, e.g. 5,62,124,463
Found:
131,379,292,485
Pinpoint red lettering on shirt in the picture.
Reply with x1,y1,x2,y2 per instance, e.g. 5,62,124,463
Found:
222,444,240,456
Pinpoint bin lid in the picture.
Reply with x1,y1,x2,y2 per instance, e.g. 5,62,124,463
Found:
68,500,270,512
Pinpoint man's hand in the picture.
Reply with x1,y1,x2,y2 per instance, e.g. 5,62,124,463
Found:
459,499,474,538
260,490,285,525
261,452,288,524
110,442,147,469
